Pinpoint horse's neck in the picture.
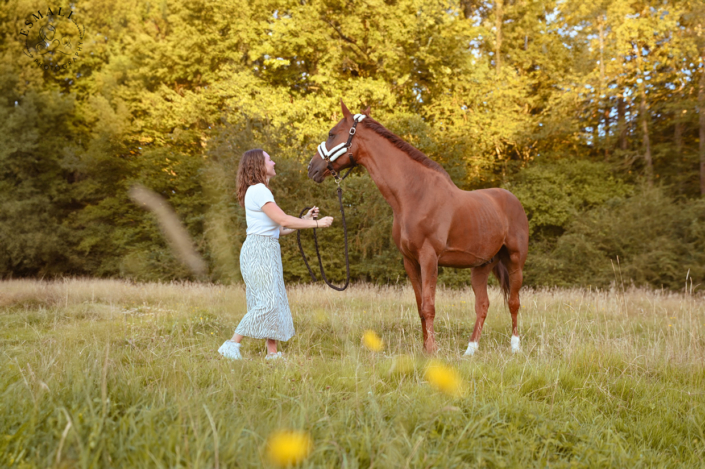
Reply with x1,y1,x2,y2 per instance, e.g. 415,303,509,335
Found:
359,137,451,215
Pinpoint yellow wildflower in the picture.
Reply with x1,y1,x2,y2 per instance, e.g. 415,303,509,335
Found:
266,430,313,467
424,360,465,397
362,330,384,352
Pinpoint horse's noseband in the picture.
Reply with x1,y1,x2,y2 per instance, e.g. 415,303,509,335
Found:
317,114,366,164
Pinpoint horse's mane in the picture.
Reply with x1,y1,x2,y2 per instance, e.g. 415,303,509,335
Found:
362,118,453,183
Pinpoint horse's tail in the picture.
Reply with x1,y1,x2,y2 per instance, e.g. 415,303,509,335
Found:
492,247,510,304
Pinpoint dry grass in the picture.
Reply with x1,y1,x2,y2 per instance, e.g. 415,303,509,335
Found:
1,278,704,467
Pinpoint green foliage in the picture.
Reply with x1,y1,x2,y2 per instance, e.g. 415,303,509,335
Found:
0,86,81,276
1,0,704,290
526,187,705,289
505,159,633,239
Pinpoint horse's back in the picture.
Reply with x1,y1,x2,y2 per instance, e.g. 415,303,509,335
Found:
483,188,527,223
463,187,529,246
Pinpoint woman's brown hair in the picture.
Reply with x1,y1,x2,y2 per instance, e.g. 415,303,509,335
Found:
236,149,269,207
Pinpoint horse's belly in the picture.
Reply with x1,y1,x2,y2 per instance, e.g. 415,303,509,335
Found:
438,249,491,268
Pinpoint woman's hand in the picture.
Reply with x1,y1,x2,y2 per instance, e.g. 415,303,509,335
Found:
302,206,320,220
316,216,334,228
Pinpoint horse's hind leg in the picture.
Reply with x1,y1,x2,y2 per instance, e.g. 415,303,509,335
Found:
465,263,494,356
505,248,526,353
508,266,523,353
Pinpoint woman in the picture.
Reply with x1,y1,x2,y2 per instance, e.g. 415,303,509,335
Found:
218,149,334,360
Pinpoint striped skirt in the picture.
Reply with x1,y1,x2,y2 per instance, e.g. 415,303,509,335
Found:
235,234,295,342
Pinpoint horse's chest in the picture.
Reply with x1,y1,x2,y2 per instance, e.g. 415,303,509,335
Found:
391,221,412,254
393,221,438,258
397,238,416,258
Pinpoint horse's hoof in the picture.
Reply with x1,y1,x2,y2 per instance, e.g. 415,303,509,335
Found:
463,342,479,356
423,339,438,354
511,335,520,353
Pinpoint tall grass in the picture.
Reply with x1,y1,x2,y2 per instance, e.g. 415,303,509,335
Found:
1,279,704,467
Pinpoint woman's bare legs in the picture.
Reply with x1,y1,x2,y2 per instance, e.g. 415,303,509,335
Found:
229,334,277,355
230,333,244,343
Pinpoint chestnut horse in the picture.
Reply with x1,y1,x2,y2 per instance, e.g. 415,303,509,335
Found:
307,101,529,355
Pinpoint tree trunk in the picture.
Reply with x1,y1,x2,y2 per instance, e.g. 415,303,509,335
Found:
674,119,683,155
617,96,628,150
598,18,605,84
634,42,653,186
604,106,611,160
598,16,606,157
460,0,475,19
700,58,705,196
495,0,503,74
640,97,653,186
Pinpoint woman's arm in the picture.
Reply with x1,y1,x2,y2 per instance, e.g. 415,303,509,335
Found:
262,202,332,230
278,206,321,236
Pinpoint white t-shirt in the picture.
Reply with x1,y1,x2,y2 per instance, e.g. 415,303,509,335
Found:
245,183,280,239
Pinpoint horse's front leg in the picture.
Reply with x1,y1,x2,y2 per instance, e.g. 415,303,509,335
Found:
402,256,426,344
418,248,440,354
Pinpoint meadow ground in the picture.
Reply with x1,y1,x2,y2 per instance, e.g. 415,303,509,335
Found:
1,278,704,468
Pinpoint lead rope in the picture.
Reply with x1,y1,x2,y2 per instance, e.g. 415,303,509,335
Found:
296,165,355,291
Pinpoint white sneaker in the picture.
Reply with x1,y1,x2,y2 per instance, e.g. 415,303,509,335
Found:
218,341,242,360
265,352,283,360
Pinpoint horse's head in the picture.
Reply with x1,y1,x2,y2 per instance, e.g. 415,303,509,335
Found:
307,100,370,183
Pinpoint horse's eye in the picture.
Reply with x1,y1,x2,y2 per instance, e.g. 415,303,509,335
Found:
328,133,334,138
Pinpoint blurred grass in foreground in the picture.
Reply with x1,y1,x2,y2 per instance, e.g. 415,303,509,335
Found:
1,279,704,467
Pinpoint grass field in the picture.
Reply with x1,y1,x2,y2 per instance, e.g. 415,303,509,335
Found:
1,278,704,468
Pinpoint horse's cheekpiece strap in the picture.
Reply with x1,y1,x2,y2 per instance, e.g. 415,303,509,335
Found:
318,114,366,162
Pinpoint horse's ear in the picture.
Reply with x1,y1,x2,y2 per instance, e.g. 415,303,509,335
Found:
340,99,352,120
361,106,371,117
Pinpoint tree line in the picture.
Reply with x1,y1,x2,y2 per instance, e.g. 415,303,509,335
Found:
1,0,704,290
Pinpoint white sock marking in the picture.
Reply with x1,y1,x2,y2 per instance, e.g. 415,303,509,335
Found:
511,335,520,353
464,341,479,356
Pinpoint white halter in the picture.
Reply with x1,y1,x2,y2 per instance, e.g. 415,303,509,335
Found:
317,114,367,162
